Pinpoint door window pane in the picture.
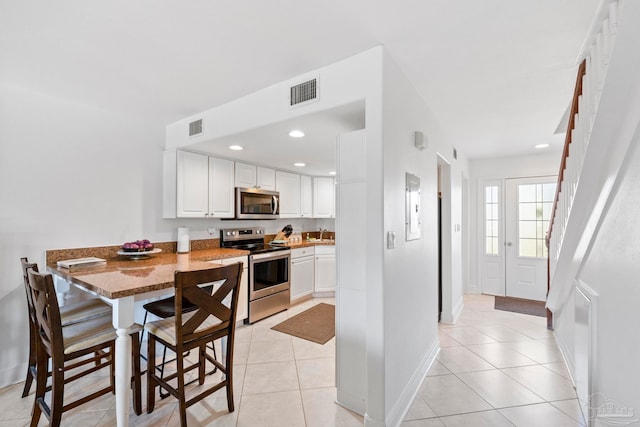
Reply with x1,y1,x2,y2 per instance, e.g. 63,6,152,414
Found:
484,185,499,255
517,182,557,258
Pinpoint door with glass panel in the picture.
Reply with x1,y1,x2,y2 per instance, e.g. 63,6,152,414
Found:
505,177,557,301
480,181,505,296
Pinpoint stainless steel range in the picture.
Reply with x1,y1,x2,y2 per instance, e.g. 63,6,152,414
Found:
220,227,291,324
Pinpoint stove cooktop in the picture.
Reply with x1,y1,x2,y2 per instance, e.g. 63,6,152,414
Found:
220,227,290,254
225,243,289,254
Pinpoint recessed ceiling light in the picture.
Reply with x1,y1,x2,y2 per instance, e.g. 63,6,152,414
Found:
289,130,305,138
329,171,336,175
229,145,243,150
294,162,306,167
535,143,549,149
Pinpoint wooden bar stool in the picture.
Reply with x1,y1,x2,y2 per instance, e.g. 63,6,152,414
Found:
26,268,143,426
19,257,112,398
140,287,218,398
145,263,242,427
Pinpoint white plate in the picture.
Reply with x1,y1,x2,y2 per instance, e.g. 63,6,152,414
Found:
117,248,162,257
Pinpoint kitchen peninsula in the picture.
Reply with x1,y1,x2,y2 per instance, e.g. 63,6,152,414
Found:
45,234,335,427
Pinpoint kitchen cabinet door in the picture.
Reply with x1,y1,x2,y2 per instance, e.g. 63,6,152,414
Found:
300,175,313,217
291,255,314,302
235,162,257,188
276,171,301,218
313,177,335,218
218,257,249,323
208,157,235,218
176,150,210,218
315,246,336,293
256,166,276,190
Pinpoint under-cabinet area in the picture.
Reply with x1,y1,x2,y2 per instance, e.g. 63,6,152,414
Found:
163,150,335,219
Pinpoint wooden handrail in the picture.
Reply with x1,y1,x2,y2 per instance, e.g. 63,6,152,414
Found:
546,59,587,247
546,59,586,329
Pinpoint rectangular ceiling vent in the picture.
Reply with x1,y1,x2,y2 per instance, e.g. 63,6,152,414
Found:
289,77,319,108
189,119,203,137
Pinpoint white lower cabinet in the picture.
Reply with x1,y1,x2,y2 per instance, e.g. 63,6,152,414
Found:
291,247,315,302
314,246,336,293
214,256,249,323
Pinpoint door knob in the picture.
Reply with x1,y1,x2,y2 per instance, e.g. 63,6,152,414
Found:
506,242,513,246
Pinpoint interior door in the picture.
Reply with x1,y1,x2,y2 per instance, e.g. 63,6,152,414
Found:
505,176,557,301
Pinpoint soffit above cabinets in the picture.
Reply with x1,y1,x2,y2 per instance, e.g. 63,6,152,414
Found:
187,101,365,177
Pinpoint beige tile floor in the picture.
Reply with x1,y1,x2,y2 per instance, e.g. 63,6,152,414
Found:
0,294,585,426
403,294,585,426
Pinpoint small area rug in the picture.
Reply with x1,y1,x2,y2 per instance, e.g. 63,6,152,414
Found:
494,296,547,317
271,303,335,344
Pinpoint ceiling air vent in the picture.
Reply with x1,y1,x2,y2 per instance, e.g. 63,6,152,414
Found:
189,119,203,137
290,77,319,108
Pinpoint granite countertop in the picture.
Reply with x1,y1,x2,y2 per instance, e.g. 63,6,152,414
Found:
46,247,249,300
45,237,334,299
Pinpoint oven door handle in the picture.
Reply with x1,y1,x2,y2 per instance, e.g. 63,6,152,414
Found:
272,195,278,215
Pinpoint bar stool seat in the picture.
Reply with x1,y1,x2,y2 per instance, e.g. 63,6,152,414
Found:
59,299,111,327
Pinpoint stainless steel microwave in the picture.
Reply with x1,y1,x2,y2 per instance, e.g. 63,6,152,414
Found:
235,187,280,219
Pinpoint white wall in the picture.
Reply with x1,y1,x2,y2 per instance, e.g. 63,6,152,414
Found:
0,83,170,385
381,51,469,426
468,151,560,294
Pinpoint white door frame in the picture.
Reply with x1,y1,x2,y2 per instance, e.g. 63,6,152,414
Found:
437,155,454,323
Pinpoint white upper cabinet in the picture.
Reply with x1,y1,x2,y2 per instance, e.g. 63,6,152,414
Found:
177,151,210,218
300,175,313,217
234,162,276,190
313,177,335,218
208,157,235,218
175,151,234,218
234,162,256,188
256,166,276,190
275,170,301,218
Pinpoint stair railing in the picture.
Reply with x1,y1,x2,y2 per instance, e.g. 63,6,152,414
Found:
545,0,620,324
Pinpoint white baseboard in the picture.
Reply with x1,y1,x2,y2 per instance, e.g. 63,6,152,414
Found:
337,389,366,417
385,342,440,427
441,298,464,324
0,363,25,390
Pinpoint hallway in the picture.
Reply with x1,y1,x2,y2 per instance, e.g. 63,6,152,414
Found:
403,294,584,426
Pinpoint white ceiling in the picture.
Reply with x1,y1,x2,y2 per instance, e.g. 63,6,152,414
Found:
1,1,600,166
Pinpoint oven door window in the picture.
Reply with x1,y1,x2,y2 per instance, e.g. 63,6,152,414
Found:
253,257,289,292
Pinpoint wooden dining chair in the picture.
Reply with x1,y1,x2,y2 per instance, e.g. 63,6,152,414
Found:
26,268,143,427
145,263,242,427
19,257,112,398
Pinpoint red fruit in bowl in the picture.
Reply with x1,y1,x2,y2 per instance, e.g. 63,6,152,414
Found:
144,242,154,251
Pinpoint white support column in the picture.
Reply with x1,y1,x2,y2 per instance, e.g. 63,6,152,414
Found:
111,296,135,427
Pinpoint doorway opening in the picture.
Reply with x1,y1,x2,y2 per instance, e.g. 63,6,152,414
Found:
437,156,453,323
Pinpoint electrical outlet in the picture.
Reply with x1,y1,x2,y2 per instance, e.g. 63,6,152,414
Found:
207,227,216,236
